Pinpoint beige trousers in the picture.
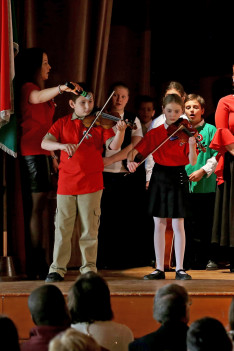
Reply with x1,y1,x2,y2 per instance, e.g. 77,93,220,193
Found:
49,190,102,276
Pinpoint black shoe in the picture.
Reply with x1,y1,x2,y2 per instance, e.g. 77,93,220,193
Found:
143,269,165,280
45,272,64,283
206,260,218,270
175,269,192,280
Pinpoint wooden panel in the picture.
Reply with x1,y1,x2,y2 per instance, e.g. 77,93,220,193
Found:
2,296,34,340
0,294,232,341
111,295,232,338
189,296,232,330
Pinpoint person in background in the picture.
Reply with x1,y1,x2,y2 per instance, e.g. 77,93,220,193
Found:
15,47,80,279
129,283,190,351
206,93,234,271
135,95,156,135
228,297,234,347
0,315,20,351
49,328,102,351
127,94,197,280
97,81,149,269
68,272,134,351
134,94,156,264
41,83,126,282
183,94,217,270
21,284,70,351
187,317,232,351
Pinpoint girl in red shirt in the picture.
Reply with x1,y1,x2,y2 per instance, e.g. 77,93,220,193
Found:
127,94,197,280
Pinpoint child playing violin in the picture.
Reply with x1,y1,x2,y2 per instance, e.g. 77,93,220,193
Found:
41,83,127,282
127,94,197,280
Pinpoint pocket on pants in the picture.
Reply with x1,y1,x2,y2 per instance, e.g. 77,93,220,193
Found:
93,207,101,232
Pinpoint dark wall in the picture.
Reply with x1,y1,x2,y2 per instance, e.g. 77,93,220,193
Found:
111,0,234,117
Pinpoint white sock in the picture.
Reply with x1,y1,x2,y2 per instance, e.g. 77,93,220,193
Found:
153,217,167,271
172,218,186,272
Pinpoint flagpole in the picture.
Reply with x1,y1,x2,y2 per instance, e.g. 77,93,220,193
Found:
0,152,18,280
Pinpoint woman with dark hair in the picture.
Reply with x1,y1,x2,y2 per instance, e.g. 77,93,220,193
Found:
0,315,20,351
15,47,81,279
68,272,133,351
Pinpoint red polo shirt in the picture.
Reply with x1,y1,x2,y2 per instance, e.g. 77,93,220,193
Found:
47,114,115,195
136,124,190,166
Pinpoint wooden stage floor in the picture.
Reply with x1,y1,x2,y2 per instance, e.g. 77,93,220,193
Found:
0,267,234,341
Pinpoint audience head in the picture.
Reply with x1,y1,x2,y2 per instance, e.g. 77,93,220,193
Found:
229,297,234,331
0,315,20,351
28,284,70,327
153,283,190,324
68,272,113,324
187,317,232,351
49,328,102,351
135,95,156,124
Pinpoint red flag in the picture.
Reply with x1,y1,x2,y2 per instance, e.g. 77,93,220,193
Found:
0,0,11,126
0,0,18,156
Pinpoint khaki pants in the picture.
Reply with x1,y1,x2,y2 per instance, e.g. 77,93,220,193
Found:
49,190,102,276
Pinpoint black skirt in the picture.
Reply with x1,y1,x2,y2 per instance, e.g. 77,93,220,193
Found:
148,163,189,218
212,153,234,247
20,154,52,192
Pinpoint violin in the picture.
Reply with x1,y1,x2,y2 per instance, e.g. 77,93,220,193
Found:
167,118,206,152
82,111,137,130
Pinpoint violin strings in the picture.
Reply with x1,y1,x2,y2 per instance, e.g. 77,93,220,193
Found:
101,112,119,122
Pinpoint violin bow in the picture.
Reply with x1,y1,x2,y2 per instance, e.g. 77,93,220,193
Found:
68,91,115,159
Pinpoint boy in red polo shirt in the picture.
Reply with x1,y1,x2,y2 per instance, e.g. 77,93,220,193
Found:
41,84,126,282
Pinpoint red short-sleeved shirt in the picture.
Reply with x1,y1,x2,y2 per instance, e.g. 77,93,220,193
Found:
47,114,115,195
20,82,55,156
135,124,190,166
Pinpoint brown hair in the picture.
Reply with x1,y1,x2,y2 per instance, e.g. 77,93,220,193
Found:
162,93,184,110
184,94,205,109
165,81,185,98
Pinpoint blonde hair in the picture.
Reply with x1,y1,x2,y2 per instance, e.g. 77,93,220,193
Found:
49,328,101,351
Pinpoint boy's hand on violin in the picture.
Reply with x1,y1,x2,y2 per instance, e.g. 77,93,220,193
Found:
189,169,206,182
60,143,78,157
115,120,127,132
127,161,138,173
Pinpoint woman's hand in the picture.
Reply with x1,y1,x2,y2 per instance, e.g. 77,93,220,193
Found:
62,82,83,95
